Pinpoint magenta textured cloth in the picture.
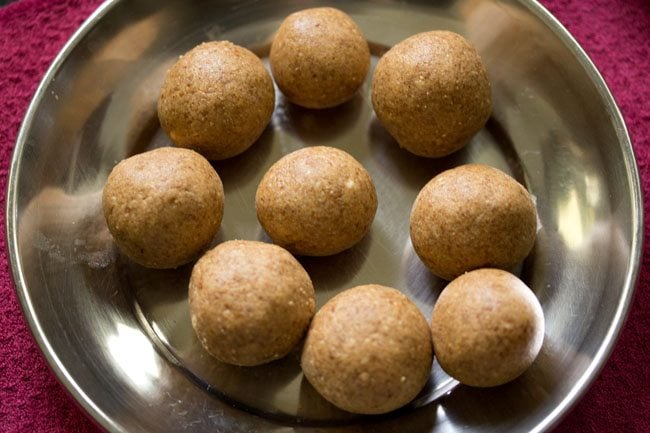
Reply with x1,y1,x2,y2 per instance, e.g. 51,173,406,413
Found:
0,0,648,432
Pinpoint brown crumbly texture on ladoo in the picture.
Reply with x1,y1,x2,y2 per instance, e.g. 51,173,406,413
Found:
189,240,316,366
102,147,224,269
301,285,433,414
255,146,377,256
371,31,492,157
410,164,537,280
158,41,275,160
270,7,370,109
431,269,545,387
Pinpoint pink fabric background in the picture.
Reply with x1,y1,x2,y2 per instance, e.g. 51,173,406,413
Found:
0,0,648,432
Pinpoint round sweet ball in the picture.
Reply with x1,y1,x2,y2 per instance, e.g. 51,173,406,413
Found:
302,285,433,414
270,7,370,109
410,164,537,281
431,269,545,387
256,146,377,256
189,240,316,366
102,147,224,269
371,30,492,157
158,41,275,160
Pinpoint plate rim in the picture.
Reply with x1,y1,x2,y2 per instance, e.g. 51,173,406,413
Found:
5,0,644,432
519,2,644,432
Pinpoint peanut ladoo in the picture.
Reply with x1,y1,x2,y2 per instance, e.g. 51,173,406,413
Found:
302,284,433,414
431,269,545,387
158,41,275,160
102,147,224,269
189,240,315,366
410,164,537,280
256,146,377,256
270,7,370,109
372,31,492,157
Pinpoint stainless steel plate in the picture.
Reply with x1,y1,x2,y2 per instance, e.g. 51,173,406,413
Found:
7,0,642,432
